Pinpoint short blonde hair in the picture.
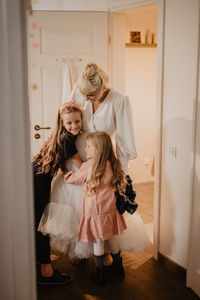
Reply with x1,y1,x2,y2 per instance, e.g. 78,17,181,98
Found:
78,62,109,94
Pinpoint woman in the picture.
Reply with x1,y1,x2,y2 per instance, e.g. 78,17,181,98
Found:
39,62,149,259
72,62,137,171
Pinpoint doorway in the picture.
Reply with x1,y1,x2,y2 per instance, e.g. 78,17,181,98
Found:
110,4,159,260
124,6,158,252
27,2,160,262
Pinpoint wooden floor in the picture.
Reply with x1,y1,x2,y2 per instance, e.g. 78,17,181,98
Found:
37,182,199,300
37,254,199,300
136,182,154,224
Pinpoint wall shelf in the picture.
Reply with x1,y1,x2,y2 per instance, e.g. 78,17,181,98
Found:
126,42,157,48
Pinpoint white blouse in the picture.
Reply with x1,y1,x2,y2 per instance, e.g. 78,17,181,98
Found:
69,84,137,170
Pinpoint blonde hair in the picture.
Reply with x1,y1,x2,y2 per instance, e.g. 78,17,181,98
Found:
33,105,82,175
78,62,109,94
85,132,126,195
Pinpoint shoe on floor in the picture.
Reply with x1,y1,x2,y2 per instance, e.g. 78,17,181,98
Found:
90,268,106,286
104,257,125,278
38,269,72,286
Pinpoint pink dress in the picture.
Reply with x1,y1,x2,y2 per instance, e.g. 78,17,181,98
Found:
65,160,127,242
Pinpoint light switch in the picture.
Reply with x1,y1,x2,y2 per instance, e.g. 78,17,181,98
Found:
144,158,150,166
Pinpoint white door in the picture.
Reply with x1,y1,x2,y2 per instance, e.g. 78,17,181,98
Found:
188,63,200,297
27,11,108,156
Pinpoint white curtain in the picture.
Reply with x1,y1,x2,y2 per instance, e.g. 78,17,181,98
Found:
62,59,74,104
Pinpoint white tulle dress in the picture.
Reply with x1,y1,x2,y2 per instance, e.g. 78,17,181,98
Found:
38,85,150,258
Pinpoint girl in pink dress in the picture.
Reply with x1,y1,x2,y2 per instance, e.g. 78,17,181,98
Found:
64,132,128,285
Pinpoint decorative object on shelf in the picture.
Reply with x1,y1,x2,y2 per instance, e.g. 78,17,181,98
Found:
126,30,157,48
145,30,151,44
152,33,157,44
130,31,141,43
151,33,155,44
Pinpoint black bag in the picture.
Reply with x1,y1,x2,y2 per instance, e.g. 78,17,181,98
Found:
115,175,138,215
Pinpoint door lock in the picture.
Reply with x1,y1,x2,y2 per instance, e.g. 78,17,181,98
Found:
34,125,51,131
35,133,40,139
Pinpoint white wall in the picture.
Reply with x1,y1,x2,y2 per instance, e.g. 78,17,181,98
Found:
125,6,158,183
159,0,199,268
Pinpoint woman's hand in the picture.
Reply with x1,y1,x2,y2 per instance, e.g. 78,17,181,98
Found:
64,171,73,181
71,153,83,168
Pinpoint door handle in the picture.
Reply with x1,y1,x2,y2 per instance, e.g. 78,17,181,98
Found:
34,125,51,131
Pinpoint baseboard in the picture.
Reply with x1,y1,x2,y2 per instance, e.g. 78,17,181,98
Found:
158,252,186,282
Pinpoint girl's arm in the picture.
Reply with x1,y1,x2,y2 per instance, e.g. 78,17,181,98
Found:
71,153,82,168
64,161,88,185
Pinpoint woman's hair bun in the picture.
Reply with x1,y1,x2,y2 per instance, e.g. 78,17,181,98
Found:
78,62,109,94
82,63,99,79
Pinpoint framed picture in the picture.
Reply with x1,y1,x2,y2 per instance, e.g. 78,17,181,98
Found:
130,31,141,43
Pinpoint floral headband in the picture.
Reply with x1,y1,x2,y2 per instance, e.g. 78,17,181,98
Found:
59,101,82,114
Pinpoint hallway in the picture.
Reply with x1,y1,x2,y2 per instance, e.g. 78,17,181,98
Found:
37,183,199,300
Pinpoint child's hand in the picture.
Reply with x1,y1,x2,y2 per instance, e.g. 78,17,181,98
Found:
64,171,73,181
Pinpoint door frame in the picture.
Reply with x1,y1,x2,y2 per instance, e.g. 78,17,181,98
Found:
186,0,200,291
0,0,36,299
108,0,165,260
109,2,200,295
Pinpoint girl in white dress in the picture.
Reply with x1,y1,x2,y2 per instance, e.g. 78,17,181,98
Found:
38,62,150,259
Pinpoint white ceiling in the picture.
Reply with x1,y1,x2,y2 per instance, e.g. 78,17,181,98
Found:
32,0,157,12
32,0,110,11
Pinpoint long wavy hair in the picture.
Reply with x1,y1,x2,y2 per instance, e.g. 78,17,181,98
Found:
85,132,126,195
33,105,82,175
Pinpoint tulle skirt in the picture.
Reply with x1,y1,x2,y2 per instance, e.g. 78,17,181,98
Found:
38,173,150,258
38,169,94,258
38,131,150,258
